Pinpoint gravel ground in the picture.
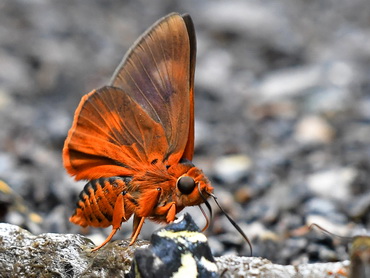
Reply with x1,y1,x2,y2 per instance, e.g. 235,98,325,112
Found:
1,0,370,266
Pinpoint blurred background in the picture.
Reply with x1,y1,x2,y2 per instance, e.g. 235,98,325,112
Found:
1,0,370,265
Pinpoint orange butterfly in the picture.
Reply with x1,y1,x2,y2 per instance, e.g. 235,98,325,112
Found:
63,13,215,251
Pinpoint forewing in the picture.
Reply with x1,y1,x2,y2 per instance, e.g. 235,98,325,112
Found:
181,14,196,161
63,86,169,180
110,13,196,164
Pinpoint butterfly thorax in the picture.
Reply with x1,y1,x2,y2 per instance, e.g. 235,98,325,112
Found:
130,160,213,222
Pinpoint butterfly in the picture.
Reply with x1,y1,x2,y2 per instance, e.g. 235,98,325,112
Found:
63,13,215,251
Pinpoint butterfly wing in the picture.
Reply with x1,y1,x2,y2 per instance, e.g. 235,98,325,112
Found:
63,13,196,180
63,86,169,180
110,13,196,164
180,14,196,161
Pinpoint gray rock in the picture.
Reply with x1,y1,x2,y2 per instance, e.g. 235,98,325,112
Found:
255,66,324,101
0,223,351,278
216,255,350,278
0,223,148,277
213,154,252,184
307,167,357,202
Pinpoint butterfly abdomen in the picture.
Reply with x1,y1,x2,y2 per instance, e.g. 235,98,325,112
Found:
70,176,132,228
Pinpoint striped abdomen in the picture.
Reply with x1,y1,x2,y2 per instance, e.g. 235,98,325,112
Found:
70,176,132,228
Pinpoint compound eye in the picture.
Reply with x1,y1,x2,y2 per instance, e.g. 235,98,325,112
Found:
177,176,196,195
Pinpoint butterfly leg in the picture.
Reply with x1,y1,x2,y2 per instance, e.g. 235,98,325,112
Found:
166,202,176,222
129,215,145,245
127,202,180,246
91,192,126,252
152,202,177,223
91,227,118,252
128,187,164,245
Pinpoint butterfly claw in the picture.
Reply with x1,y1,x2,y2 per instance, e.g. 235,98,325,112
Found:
91,227,119,252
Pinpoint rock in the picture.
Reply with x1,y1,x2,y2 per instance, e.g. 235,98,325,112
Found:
348,191,370,219
0,223,149,277
216,255,350,278
127,213,219,278
0,180,43,234
307,167,357,202
0,222,351,278
357,97,370,121
255,66,323,101
246,183,304,225
280,237,308,263
213,154,252,184
303,87,351,115
196,49,233,95
234,186,252,204
199,0,300,50
294,115,335,144
304,198,346,223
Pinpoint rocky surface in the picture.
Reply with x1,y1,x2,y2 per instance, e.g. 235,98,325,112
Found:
0,222,350,277
1,0,370,271
0,223,147,277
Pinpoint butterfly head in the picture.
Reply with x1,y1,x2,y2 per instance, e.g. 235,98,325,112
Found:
169,162,213,208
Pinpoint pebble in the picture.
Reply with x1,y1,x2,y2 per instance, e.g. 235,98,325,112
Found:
234,186,252,204
348,191,370,219
196,48,233,95
294,115,335,144
212,154,252,184
255,65,323,101
199,0,299,50
304,198,347,224
357,97,370,121
303,87,350,115
307,167,357,202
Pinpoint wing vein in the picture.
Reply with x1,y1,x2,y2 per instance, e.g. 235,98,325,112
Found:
123,60,161,123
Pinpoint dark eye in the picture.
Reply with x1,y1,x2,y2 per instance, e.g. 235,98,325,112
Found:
177,176,196,195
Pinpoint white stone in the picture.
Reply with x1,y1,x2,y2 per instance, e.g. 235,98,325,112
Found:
307,167,357,201
213,154,252,184
294,115,335,144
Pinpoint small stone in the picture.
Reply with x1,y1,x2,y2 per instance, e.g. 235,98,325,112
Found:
234,187,252,204
348,191,370,219
247,222,277,241
307,167,357,201
0,223,148,277
0,88,13,110
327,61,355,87
304,198,347,224
294,115,335,144
304,198,337,217
358,97,370,121
255,66,322,101
304,87,350,114
213,154,252,184
196,49,233,95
